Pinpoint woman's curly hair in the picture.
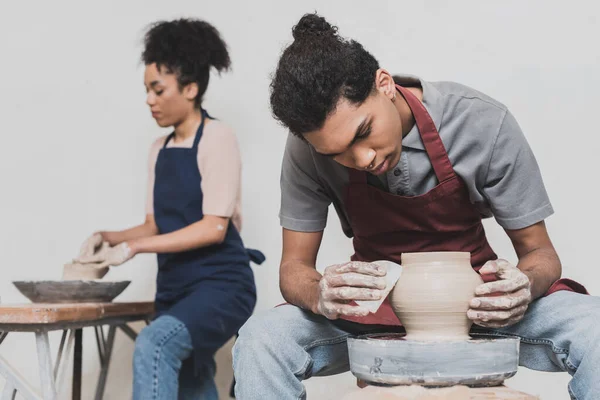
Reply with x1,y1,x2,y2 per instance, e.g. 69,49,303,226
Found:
142,18,230,108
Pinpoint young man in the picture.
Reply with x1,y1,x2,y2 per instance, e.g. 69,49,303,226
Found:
233,13,598,400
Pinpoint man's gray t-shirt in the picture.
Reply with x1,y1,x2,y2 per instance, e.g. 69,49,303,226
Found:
279,75,553,237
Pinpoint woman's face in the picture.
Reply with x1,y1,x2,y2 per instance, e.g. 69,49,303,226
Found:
144,63,197,127
304,70,403,176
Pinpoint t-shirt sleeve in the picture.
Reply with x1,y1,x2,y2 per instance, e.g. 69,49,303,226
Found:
145,137,165,215
279,133,332,232
482,110,554,230
198,123,241,219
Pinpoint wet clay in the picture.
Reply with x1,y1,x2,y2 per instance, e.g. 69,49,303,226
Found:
62,241,110,280
390,252,483,341
62,262,109,280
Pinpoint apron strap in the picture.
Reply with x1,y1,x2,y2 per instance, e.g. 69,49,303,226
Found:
247,248,266,265
348,167,367,183
395,85,455,183
192,109,210,149
163,132,175,149
162,109,212,149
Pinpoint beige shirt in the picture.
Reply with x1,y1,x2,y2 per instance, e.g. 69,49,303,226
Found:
146,120,243,231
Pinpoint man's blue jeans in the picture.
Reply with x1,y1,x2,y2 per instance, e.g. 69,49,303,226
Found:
233,291,599,400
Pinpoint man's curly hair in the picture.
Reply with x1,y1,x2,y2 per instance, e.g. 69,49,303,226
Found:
270,13,379,137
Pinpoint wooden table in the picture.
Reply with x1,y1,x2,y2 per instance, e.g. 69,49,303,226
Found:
0,302,154,400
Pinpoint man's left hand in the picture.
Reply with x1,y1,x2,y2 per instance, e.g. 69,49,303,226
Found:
467,259,532,328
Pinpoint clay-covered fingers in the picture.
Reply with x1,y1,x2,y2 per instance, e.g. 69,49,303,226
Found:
317,261,387,320
472,313,525,328
78,233,103,258
475,261,530,295
75,242,132,267
323,286,383,302
467,304,528,324
320,303,371,319
478,259,512,275
325,272,387,289
323,262,387,290
327,261,386,277
475,275,529,295
469,288,531,310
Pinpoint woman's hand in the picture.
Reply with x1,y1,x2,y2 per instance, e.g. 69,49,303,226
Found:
78,232,104,258
75,242,133,267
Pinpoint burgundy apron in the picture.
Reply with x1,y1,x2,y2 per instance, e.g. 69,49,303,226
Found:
340,85,587,325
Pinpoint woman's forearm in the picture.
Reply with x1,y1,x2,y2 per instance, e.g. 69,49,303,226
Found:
100,215,159,246
129,215,228,255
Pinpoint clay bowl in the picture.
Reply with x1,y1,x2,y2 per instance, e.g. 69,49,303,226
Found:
347,333,520,387
13,280,131,303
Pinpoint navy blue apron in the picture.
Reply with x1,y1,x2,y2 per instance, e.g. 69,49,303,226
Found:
152,109,264,372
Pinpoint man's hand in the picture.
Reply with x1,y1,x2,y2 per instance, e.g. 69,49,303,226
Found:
468,259,532,328
317,261,387,320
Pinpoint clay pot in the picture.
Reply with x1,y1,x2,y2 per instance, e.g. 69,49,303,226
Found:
390,252,483,341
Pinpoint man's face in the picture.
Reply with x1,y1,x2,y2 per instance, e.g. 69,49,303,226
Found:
304,72,403,176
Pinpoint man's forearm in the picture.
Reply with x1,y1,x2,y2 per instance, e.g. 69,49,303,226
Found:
518,247,561,299
280,260,323,314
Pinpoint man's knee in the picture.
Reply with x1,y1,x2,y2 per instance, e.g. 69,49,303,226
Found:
233,313,270,360
233,306,306,365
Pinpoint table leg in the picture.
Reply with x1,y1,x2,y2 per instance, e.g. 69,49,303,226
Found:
117,324,138,341
0,355,41,400
1,382,16,400
0,333,13,399
35,332,56,400
94,326,116,400
72,329,82,400
52,331,67,380
53,330,75,396
93,327,105,366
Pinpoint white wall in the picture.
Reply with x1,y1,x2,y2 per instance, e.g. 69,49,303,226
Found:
1,1,599,399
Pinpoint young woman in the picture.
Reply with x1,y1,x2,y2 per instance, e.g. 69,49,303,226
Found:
77,18,263,399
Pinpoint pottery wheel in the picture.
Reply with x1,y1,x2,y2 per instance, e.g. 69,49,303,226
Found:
347,333,519,387
12,280,131,303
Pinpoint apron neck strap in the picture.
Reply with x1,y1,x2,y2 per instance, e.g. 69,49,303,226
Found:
395,85,454,183
162,109,210,149
192,109,209,149
163,132,175,149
